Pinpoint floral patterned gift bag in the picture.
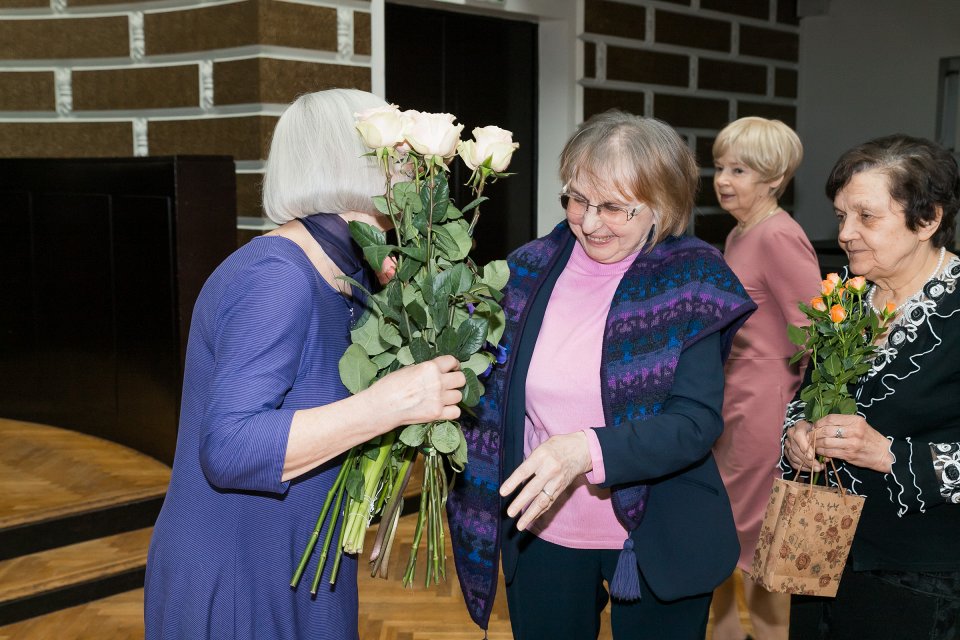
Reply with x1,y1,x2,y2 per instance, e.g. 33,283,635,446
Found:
750,461,864,597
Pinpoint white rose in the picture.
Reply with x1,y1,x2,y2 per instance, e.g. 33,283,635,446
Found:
402,110,463,159
355,104,405,150
457,125,519,172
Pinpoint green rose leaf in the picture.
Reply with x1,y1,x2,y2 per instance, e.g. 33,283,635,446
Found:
362,244,396,273
430,420,461,454
396,255,421,282
429,177,450,223
838,396,857,415
480,260,510,291
405,300,429,331
348,220,387,249
460,368,483,407
409,336,435,363
436,220,472,261
394,181,423,213
431,297,449,334
787,324,808,347
345,467,366,501
399,422,430,448
396,345,414,366
381,322,402,348
473,299,505,346
823,353,843,377
460,195,489,215
350,314,389,356
338,344,378,394
399,245,427,263
462,351,494,377
371,351,396,369
371,195,390,216
450,429,469,472
436,326,459,357
445,202,464,220
448,262,473,295
456,317,488,360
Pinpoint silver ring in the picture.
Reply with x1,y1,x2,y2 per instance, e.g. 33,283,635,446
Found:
835,427,845,439
541,487,554,498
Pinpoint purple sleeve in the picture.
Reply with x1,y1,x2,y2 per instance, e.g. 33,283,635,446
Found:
198,256,313,494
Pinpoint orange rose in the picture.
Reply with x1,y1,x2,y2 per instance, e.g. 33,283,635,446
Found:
810,297,827,312
826,273,841,285
830,304,846,323
847,275,867,293
821,279,837,296
884,302,897,315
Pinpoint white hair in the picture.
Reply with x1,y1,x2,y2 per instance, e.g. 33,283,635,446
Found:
263,89,388,223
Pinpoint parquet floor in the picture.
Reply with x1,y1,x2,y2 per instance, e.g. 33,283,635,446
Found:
0,515,751,640
0,418,170,529
0,418,750,639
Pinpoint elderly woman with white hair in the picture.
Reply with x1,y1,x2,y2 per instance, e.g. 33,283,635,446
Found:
144,89,465,640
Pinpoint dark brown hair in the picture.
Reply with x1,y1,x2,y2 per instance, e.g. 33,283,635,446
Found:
825,134,960,248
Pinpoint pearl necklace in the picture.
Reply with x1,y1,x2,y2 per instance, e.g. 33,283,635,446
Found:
736,205,779,234
866,246,946,315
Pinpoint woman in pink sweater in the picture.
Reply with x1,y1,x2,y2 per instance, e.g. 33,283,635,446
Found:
710,117,822,640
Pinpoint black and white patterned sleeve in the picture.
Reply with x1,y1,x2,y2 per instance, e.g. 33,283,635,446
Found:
779,399,809,476
932,443,960,504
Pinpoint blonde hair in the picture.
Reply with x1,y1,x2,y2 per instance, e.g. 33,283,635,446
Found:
559,110,698,246
712,116,803,198
263,89,387,224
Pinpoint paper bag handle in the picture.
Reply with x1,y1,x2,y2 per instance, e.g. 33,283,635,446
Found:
790,426,850,503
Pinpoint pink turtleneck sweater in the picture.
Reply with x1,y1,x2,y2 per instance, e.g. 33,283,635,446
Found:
523,241,630,549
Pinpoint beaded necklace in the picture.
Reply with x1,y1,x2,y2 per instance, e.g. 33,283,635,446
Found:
866,246,946,315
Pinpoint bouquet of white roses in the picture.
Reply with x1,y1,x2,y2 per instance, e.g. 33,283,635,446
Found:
291,106,517,592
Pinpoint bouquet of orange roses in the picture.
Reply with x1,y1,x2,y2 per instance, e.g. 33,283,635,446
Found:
787,273,895,422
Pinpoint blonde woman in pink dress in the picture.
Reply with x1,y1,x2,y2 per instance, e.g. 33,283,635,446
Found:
709,117,821,640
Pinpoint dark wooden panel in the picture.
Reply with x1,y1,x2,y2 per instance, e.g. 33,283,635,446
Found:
385,3,537,264
0,157,236,464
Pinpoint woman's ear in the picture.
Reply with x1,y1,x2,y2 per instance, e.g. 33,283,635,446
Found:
768,175,785,195
917,205,944,241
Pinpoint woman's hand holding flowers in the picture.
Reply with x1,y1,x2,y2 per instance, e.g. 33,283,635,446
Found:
785,420,822,473
499,433,593,531
786,415,894,475
811,414,894,474
366,355,465,427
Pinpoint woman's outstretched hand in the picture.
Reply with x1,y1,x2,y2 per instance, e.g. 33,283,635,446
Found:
499,432,593,531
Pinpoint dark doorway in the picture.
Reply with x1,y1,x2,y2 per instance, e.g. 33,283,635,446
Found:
385,3,538,264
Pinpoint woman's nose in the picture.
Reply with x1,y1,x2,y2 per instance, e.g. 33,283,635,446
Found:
837,219,854,242
579,208,604,233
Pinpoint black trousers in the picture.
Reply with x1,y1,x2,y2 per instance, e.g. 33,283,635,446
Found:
790,567,960,640
504,535,712,640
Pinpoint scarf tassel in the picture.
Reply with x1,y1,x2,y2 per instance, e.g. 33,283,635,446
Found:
609,538,642,601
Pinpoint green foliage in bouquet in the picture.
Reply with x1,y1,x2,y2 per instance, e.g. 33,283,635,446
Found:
787,273,894,423
291,107,517,592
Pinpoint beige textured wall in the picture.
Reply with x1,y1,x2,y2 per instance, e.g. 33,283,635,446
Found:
0,0,373,232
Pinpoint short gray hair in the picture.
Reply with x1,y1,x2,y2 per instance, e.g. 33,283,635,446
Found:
263,89,388,223
559,110,698,246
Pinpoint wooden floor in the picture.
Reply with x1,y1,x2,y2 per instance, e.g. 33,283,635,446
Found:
0,419,170,530
0,419,752,639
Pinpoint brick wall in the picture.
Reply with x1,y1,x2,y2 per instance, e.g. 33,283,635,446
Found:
581,0,799,245
0,0,373,240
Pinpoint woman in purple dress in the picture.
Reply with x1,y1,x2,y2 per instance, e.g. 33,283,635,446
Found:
144,89,466,640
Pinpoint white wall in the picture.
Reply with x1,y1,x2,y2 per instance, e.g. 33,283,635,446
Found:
796,0,960,241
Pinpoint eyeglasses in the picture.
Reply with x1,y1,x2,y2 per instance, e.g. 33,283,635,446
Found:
560,191,647,226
